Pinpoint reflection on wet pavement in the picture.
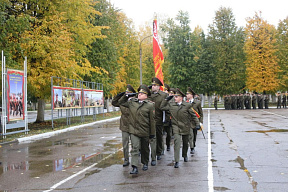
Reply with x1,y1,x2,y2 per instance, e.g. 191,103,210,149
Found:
0,139,122,177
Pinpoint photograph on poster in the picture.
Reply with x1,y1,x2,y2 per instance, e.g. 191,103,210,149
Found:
7,70,24,121
83,90,104,107
53,87,82,109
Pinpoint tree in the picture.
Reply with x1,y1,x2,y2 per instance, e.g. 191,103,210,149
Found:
244,12,280,93
208,7,246,95
161,11,195,92
19,0,105,122
88,0,139,96
276,17,288,91
192,28,216,95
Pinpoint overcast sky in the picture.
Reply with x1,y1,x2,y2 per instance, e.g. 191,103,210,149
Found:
109,0,288,32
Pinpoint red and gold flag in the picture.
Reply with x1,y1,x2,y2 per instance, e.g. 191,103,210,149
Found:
153,19,164,89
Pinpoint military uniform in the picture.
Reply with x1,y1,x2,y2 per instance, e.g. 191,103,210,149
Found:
112,84,136,167
186,88,203,154
264,95,269,109
277,93,281,108
252,94,257,109
149,77,168,163
282,93,287,108
119,85,156,174
163,84,173,151
160,88,200,168
214,96,218,110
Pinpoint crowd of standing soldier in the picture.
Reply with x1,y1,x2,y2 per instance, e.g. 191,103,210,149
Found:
112,77,202,174
222,92,287,110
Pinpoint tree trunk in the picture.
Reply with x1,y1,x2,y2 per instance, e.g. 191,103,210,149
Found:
106,98,110,113
36,99,45,123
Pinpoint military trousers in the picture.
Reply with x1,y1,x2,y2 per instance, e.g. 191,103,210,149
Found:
174,134,189,162
122,131,130,161
188,128,195,148
189,128,197,148
163,123,172,148
130,134,150,167
150,137,156,161
156,124,164,156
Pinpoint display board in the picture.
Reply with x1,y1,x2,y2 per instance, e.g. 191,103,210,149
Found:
7,69,25,122
53,86,82,109
83,89,104,107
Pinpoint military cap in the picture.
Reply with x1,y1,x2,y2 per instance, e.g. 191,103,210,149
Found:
169,88,177,94
151,77,163,86
164,84,170,92
174,88,186,97
138,84,151,96
186,87,196,95
126,84,136,93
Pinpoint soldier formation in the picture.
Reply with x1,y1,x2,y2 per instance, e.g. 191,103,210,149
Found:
223,92,287,110
112,77,202,174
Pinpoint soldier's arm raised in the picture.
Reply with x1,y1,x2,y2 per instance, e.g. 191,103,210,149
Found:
111,92,125,107
160,99,170,111
118,94,129,108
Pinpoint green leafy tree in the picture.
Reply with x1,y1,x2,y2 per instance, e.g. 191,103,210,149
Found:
208,7,246,95
192,29,216,95
244,12,280,93
276,17,288,91
161,11,195,92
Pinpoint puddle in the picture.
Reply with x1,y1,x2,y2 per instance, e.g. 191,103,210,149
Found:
246,129,288,133
0,139,123,177
214,186,230,191
230,156,258,191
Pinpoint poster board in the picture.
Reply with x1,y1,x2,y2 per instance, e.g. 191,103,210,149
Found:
7,69,25,122
53,86,82,109
83,89,104,107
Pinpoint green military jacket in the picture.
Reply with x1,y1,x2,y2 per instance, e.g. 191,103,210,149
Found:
189,99,203,128
112,94,130,133
149,90,168,125
160,100,199,135
119,96,156,137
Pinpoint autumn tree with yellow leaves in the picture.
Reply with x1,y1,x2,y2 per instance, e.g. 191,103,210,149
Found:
244,12,280,93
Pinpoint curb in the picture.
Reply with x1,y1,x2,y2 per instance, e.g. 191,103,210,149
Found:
17,116,120,143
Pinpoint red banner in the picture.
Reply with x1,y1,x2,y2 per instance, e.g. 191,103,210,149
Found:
153,19,164,89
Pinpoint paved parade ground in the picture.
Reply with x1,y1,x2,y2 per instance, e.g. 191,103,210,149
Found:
0,108,288,192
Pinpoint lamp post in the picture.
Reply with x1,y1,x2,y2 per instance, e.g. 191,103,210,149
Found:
139,34,153,85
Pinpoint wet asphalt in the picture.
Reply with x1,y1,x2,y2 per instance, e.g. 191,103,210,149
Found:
0,108,288,192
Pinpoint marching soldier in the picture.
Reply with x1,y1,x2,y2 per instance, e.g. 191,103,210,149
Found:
163,84,173,151
149,77,168,165
186,88,203,154
160,88,200,168
112,84,136,167
119,85,156,174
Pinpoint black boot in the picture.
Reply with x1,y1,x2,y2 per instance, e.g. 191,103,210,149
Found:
142,164,148,171
123,159,129,167
130,166,138,174
184,157,188,162
167,146,170,151
151,160,156,166
174,162,179,168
